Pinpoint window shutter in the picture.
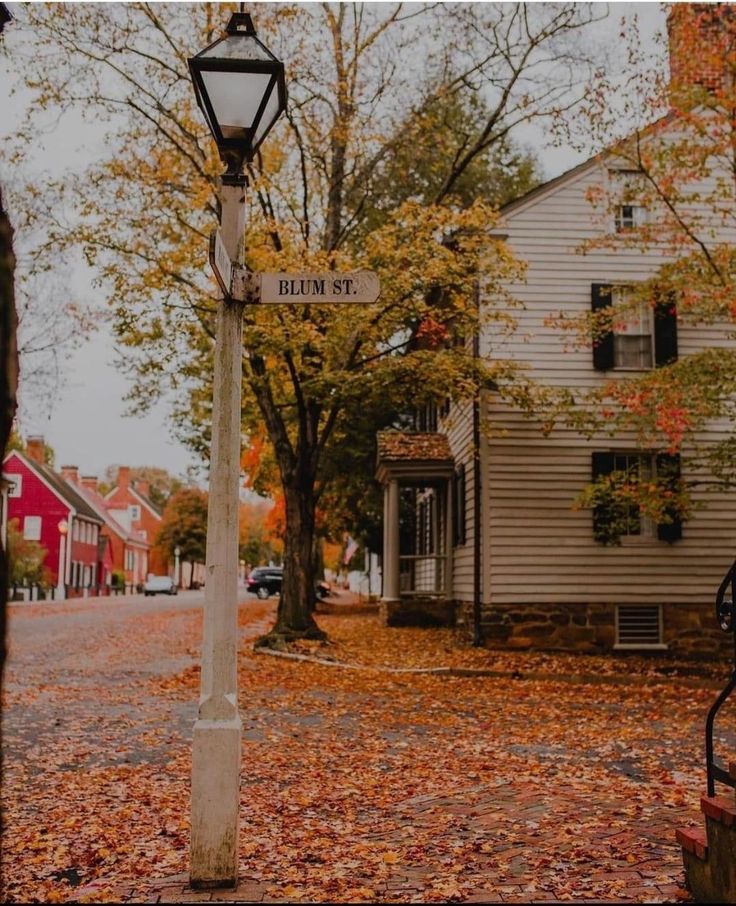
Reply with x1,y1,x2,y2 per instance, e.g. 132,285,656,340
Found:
592,451,615,542
591,284,614,370
656,452,683,542
654,291,678,366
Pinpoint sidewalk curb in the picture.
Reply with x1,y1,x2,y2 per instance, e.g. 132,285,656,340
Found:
252,646,723,690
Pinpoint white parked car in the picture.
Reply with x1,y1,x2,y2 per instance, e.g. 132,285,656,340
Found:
143,575,178,596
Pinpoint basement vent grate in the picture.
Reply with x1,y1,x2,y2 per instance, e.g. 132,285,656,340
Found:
616,604,663,648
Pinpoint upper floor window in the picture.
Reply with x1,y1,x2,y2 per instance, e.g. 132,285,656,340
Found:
592,283,677,372
415,402,438,433
612,288,653,370
129,504,141,521
23,515,42,541
615,204,647,232
6,474,22,497
609,168,647,233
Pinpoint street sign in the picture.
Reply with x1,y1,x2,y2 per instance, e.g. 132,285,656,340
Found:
209,229,233,297
260,271,380,305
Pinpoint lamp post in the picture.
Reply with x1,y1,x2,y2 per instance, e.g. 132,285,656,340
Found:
188,10,286,889
174,545,181,590
56,519,68,601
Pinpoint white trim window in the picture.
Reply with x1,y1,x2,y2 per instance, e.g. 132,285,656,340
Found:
609,169,648,233
612,287,653,370
129,504,141,521
6,474,22,497
615,203,647,232
613,452,655,539
23,515,42,541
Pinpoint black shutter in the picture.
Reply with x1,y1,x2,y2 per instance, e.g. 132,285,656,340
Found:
656,452,683,542
654,290,678,366
592,283,614,370
592,451,615,543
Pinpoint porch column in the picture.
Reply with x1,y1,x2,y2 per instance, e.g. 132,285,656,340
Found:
444,478,453,598
382,478,400,601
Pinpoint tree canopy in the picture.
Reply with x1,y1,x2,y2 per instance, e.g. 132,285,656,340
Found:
3,2,606,635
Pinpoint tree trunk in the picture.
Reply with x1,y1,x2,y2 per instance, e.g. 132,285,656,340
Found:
256,479,325,647
0,186,18,762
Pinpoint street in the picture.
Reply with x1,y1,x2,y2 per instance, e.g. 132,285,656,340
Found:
3,596,731,903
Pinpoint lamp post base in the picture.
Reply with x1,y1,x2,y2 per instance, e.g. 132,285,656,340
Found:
190,716,242,889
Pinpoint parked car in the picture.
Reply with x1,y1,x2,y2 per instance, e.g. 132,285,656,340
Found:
246,567,283,599
143,575,178,596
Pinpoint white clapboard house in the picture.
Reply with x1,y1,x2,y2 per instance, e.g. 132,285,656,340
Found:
375,8,736,656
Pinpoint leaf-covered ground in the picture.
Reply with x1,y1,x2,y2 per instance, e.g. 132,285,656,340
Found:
2,595,733,903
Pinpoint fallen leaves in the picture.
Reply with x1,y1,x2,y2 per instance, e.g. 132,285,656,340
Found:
2,602,711,902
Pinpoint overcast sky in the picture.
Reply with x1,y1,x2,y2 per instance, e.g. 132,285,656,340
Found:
0,1,667,481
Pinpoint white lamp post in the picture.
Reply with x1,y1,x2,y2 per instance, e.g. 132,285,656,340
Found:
56,519,68,601
174,545,181,589
188,9,286,889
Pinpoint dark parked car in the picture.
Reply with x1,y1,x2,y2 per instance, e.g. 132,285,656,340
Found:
246,567,283,599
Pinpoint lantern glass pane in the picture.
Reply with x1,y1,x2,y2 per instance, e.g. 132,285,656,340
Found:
253,82,282,146
200,35,272,62
199,70,272,133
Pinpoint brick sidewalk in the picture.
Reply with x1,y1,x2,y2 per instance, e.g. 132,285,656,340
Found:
89,778,691,904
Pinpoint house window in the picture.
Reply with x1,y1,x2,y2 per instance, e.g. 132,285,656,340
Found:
616,605,665,649
129,504,141,521
592,451,682,544
612,452,654,537
23,516,41,541
73,521,79,541
6,474,21,497
453,465,467,546
612,287,653,370
592,284,677,372
609,169,647,233
615,204,646,232
415,403,438,433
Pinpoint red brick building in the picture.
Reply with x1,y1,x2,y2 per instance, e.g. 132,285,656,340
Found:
104,466,166,574
66,470,150,587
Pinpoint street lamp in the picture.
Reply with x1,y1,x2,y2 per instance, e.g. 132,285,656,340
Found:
174,545,181,590
56,519,69,601
188,9,286,890
188,11,286,181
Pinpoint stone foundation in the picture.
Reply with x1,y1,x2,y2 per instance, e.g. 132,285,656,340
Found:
455,600,733,659
380,597,456,628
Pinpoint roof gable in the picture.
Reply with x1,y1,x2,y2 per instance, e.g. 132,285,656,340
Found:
3,450,101,522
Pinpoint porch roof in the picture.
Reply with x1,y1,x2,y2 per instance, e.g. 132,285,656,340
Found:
375,430,455,484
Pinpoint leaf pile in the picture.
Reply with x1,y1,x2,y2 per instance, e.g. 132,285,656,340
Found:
3,603,723,902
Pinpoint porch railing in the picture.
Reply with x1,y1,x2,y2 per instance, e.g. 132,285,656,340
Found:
706,557,736,796
399,554,447,597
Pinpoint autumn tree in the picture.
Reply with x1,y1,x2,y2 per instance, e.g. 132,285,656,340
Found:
6,519,48,587
153,488,208,586
3,3,605,642
239,497,282,569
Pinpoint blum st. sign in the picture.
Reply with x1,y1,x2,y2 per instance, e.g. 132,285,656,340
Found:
260,272,380,305
209,234,380,306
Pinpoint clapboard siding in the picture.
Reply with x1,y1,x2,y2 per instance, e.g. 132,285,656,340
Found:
472,153,736,611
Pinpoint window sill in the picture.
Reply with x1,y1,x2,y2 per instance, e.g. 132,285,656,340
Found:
614,643,668,651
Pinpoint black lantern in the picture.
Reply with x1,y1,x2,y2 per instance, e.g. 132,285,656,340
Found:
188,12,286,181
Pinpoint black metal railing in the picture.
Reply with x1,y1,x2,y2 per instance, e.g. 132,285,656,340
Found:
705,558,736,796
